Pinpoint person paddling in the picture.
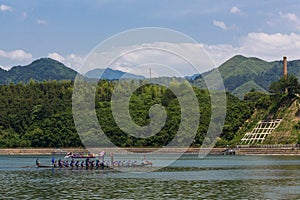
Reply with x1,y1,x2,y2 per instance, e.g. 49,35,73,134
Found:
36,159,40,167
70,159,75,168
85,158,89,170
75,160,80,169
80,161,84,169
58,159,63,168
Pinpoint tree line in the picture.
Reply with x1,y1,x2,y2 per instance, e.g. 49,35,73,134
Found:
0,79,253,148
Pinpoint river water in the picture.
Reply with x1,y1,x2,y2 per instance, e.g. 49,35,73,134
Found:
0,154,300,199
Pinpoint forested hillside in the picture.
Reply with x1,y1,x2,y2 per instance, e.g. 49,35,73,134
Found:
0,80,80,147
0,80,252,148
0,58,144,85
3,55,300,101
0,58,78,84
192,55,300,99
238,75,300,145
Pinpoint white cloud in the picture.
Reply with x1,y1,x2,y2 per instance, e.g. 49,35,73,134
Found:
82,42,216,77
48,52,65,63
242,32,297,48
201,32,300,66
0,64,10,70
0,49,32,61
200,44,240,66
279,12,299,23
65,54,84,69
213,20,227,30
279,12,300,30
37,19,47,25
0,4,13,12
230,6,241,14
240,32,300,59
48,52,84,70
46,32,300,76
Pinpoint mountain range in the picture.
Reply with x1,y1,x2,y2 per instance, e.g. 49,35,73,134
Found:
1,55,300,98
84,68,144,80
0,58,77,84
0,58,144,84
192,55,300,98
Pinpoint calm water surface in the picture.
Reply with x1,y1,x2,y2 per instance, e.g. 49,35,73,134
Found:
0,154,300,199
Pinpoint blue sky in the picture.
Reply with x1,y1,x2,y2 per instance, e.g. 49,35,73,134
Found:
1,0,300,75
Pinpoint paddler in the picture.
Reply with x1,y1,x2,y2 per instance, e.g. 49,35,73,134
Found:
75,160,80,169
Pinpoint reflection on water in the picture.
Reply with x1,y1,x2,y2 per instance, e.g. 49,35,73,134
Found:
0,155,300,199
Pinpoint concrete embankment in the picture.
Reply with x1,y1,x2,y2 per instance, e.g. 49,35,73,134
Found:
1,147,300,156
235,147,300,156
0,148,226,155
0,148,86,155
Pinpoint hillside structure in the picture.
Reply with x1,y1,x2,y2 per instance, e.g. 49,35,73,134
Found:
240,56,288,144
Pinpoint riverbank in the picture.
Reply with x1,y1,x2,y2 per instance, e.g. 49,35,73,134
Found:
0,147,225,155
1,147,300,155
235,146,300,156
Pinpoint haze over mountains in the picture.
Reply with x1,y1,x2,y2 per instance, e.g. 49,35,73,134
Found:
1,55,300,98
0,58,144,84
84,68,144,80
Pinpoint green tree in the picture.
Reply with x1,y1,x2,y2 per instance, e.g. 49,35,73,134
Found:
269,75,300,96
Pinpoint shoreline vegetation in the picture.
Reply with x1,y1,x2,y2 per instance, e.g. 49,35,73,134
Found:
0,79,252,148
1,147,300,156
1,59,300,150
